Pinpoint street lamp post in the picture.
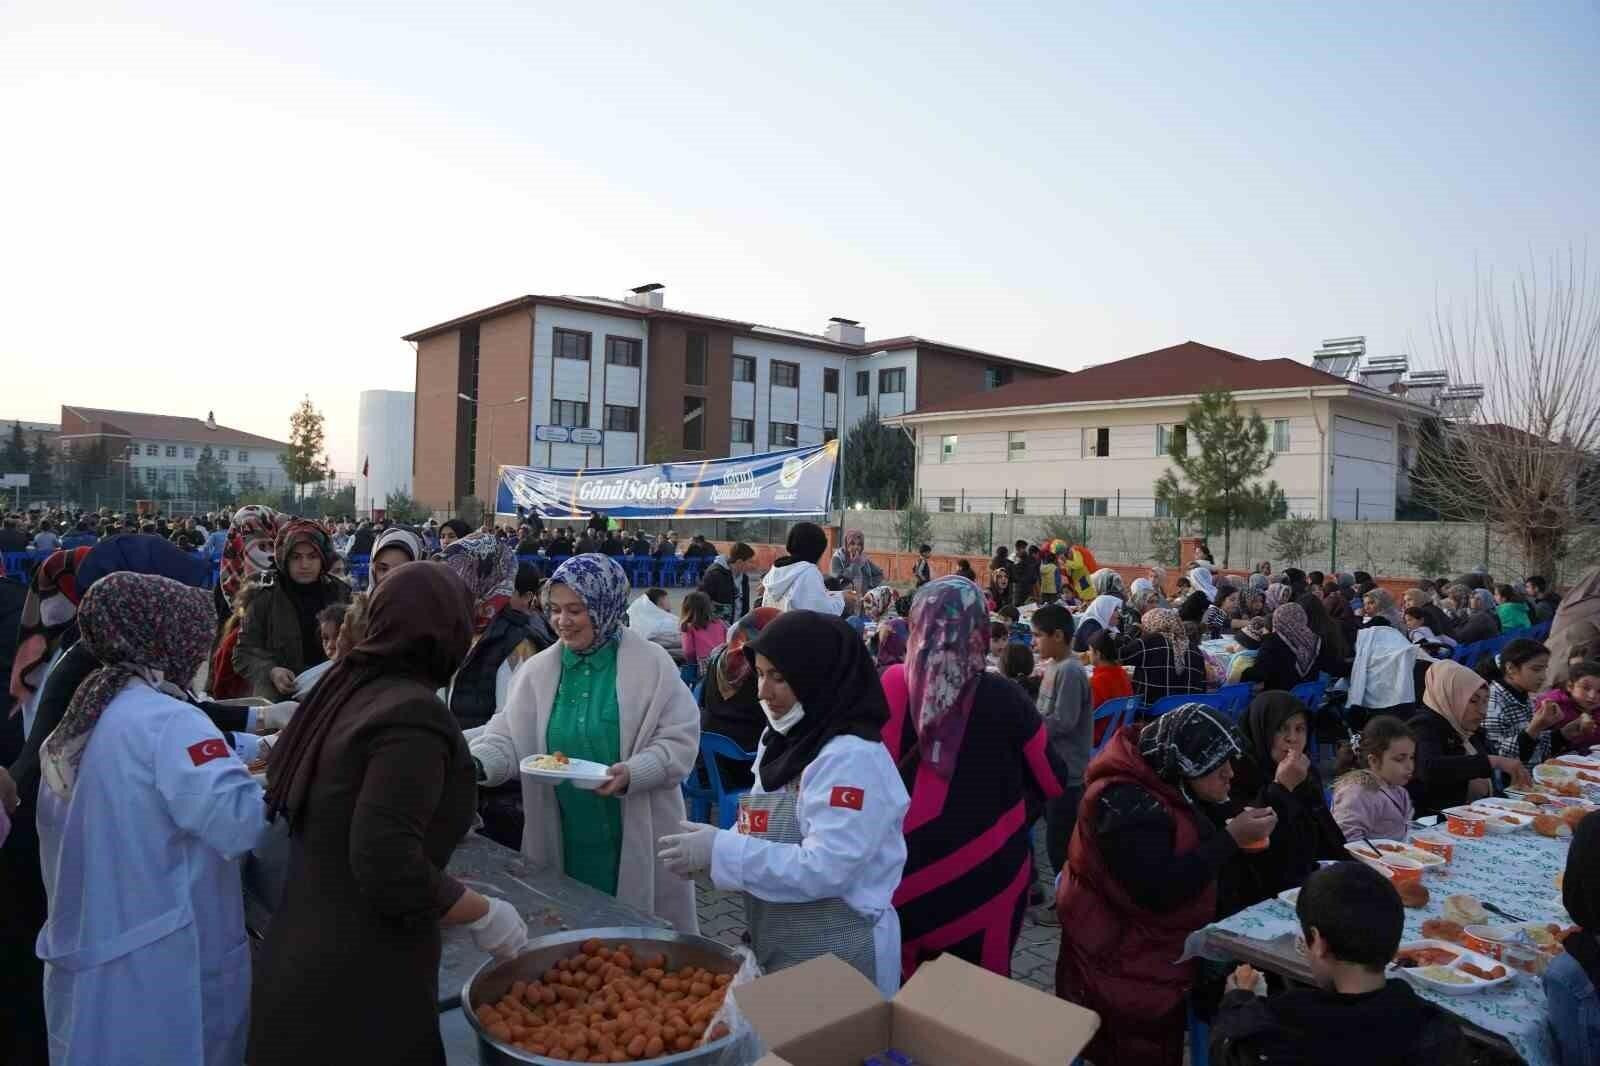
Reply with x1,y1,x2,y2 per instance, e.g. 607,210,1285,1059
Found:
458,393,528,520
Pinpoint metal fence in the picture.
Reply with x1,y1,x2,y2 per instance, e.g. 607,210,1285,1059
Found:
10,467,362,517
917,493,1323,519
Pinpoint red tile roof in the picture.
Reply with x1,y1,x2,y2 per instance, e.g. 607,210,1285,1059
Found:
909,341,1359,416
60,407,290,449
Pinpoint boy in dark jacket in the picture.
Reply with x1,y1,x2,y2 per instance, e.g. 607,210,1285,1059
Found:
698,541,755,624
1211,862,1463,1066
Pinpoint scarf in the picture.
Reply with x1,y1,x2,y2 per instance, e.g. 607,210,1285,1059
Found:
1142,607,1193,675
1563,810,1600,992
1082,594,1122,635
745,609,889,791
1272,603,1321,676
439,531,518,633
1238,690,1311,788
8,546,92,703
1138,703,1240,784
545,553,630,652
904,576,988,778
40,572,215,799
862,585,897,622
220,505,281,608
1248,573,1269,592
1265,583,1291,613
875,617,910,671
265,563,473,826
1189,567,1219,602
1130,577,1155,600
373,526,426,563
1091,568,1126,599
274,518,335,574
1423,659,1488,756
710,606,781,699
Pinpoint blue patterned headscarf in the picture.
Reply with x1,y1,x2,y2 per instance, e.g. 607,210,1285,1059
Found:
545,553,631,651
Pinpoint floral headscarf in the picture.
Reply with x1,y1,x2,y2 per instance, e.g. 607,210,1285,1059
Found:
438,531,518,633
1091,568,1126,599
8,546,92,703
862,585,897,622
546,553,631,652
875,617,910,671
711,606,781,697
274,518,335,574
905,576,989,778
1265,583,1291,613
1271,602,1321,676
220,505,281,606
1248,573,1269,592
1141,606,1193,675
40,572,215,799
1138,703,1240,786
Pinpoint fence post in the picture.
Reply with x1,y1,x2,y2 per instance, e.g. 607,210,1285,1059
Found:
1354,488,1360,520
1062,489,1067,515
960,488,965,513
1116,489,1121,516
987,513,994,555
1082,513,1088,545
1482,523,1490,570
1329,518,1338,572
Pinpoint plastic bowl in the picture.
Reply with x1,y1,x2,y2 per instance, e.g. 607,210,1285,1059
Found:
1446,810,1487,838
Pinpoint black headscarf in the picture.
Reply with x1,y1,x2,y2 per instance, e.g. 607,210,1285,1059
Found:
1564,811,1600,991
782,522,829,566
1178,589,1211,624
1137,704,1239,785
1296,591,1349,662
744,609,889,792
265,563,474,827
1236,691,1311,784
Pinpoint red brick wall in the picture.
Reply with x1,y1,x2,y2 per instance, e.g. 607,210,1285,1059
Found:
413,331,461,512
475,311,533,500
914,349,1060,410
645,320,734,461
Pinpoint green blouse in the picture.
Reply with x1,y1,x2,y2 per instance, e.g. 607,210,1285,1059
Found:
546,639,624,896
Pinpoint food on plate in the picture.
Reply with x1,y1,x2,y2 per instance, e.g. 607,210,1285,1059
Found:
1557,872,1565,891
1457,961,1506,981
1556,781,1583,797
473,940,734,1061
1500,816,1521,825
1443,895,1488,926
529,752,573,772
1534,813,1566,837
1521,792,1556,805
1377,842,1405,853
1414,966,1471,985
1394,947,1457,968
1397,880,1430,908
1561,805,1594,828
1422,918,1466,943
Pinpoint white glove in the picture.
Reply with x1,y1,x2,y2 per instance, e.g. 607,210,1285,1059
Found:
657,820,718,878
468,898,529,960
232,733,265,763
260,701,298,731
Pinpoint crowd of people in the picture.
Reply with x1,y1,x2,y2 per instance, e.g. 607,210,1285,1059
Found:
1,505,1597,1066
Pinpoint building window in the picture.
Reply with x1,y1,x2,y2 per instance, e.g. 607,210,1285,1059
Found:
732,355,755,383
1154,497,1172,518
878,367,905,394
552,400,589,427
603,405,638,432
683,397,705,450
824,427,837,443
146,444,158,456
605,336,641,367
937,497,957,513
940,434,958,463
1156,423,1187,456
771,361,799,389
1079,497,1109,517
855,371,869,396
730,418,754,444
164,445,176,457
553,328,590,361
984,365,1013,390
769,421,799,449
1085,427,1110,458
824,368,838,394
1008,431,1026,461
183,446,195,459
218,448,230,461
685,333,708,385
1272,418,1291,452
237,450,248,462
1008,496,1026,515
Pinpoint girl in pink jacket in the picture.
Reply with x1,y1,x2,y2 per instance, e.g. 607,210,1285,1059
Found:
1332,716,1417,842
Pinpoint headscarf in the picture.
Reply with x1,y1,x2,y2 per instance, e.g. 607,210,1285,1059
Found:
1469,587,1495,615
1272,603,1321,676
843,528,866,554
1082,594,1121,635
1188,566,1219,602
875,617,910,671
40,572,215,799
1091,568,1126,599
1563,812,1600,990
1422,659,1489,755
904,576,989,778
709,606,781,699
8,546,92,702
372,526,426,563
1265,583,1291,613
1237,691,1312,791
783,522,829,566
1296,591,1349,662
265,564,474,826
1138,704,1240,785
1248,573,1269,592
274,518,335,576
1130,577,1155,600
438,531,518,633
545,553,630,652
862,585,897,622
1142,607,1193,675
220,505,281,607
1368,588,1405,627
745,610,889,792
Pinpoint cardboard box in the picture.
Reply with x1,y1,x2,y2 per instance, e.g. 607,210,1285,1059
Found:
737,954,1098,1066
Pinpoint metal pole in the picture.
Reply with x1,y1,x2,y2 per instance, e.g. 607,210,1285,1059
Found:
1483,523,1490,570
1116,489,1121,516
1330,517,1338,572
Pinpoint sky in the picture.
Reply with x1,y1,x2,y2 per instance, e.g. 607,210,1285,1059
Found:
2,0,1595,469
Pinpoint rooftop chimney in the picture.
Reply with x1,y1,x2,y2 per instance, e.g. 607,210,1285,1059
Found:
206,410,217,430
625,282,665,309
825,317,866,345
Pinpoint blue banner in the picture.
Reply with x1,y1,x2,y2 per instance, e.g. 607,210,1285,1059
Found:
496,442,839,519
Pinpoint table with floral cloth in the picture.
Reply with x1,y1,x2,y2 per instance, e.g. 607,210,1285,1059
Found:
1187,827,1572,1065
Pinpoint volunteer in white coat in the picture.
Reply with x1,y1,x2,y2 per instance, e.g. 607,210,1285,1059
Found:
659,609,909,996
761,521,855,615
35,571,268,1066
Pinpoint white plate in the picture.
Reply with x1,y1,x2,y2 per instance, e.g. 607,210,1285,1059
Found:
519,755,612,789
1473,797,1540,816
1469,804,1533,830
1444,804,1515,834
1391,939,1514,996
1506,788,1589,809
1276,887,1300,910
1347,840,1446,868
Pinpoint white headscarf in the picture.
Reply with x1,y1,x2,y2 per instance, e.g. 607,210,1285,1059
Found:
1081,594,1122,634
1189,566,1219,603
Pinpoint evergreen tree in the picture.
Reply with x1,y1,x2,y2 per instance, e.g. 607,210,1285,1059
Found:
3,420,27,473
841,410,913,509
27,435,53,497
280,396,333,503
192,446,229,505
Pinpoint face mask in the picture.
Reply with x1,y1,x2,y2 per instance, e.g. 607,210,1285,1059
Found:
761,700,806,735
40,594,76,628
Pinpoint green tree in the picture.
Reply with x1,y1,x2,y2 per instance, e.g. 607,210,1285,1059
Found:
27,436,53,498
1268,516,1328,568
192,446,228,505
841,411,913,509
1402,529,1460,579
384,490,428,524
70,439,112,505
891,500,933,551
279,396,333,503
3,421,27,473
1153,389,1286,567
455,495,486,528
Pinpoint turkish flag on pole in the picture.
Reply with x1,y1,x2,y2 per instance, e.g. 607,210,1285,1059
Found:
362,456,369,478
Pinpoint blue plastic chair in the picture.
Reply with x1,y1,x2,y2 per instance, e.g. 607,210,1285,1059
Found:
678,663,700,687
1149,691,1231,718
681,732,758,829
1290,677,1328,713
1092,697,1141,755
627,555,656,588
1189,997,1210,1066
1216,682,1254,720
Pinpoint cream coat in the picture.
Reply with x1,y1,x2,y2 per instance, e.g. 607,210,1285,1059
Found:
471,627,700,933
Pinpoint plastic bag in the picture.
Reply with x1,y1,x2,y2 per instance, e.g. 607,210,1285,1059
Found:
702,944,762,1066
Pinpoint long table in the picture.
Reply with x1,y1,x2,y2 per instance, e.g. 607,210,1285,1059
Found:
1187,827,1570,1065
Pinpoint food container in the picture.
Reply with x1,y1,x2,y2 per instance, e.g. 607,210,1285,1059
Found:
1501,942,1548,975
462,927,746,1066
1462,925,1520,961
1390,939,1513,995
1344,843,1424,882
1377,855,1423,885
1446,809,1487,837
1410,835,1455,862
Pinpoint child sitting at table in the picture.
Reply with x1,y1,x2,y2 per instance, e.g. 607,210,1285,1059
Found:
1210,862,1464,1065
1089,630,1134,710
1330,715,1415,841
1535,658,1600,755
1545,810,1600,1066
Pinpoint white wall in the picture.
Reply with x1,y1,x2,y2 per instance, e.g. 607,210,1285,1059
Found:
357,389,415,514
529,305,647,470
730,336,848,452
840,346,918,431
1329,414,1397,520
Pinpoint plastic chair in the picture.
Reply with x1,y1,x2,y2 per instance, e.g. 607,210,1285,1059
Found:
678,663,700,687
1189,997,1210,1066
1092,697,1141,755
1149,692,1231,718
1216,682,1253,720
627,556,656,588
683,732,758,829
1290,677,1328,713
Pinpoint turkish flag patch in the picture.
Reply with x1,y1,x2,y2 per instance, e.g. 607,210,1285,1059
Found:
830,786,864,811
737,808,770,835
187,738,230,767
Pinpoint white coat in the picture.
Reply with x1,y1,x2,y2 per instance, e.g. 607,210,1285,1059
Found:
35,681,270,1066
1350,625,1419,709
470,627,701,932
710,734,910,997
761,560,845,614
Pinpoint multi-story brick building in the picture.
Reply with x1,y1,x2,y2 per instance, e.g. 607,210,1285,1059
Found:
403,284,1062,514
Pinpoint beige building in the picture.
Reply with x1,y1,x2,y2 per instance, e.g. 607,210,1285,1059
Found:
890,342,1422,520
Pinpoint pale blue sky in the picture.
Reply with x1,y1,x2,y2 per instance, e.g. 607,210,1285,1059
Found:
2,0,1595,467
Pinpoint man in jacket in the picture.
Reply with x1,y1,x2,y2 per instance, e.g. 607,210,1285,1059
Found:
699,542,756,624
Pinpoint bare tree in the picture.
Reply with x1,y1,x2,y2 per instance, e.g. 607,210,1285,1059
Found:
1409,253,1600,580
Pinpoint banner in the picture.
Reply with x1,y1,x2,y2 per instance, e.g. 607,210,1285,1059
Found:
496,441,838,519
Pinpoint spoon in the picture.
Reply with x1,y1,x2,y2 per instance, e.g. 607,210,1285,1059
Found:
1481,901,1528,924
